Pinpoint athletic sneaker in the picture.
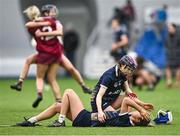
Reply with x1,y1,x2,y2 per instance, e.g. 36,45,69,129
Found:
81,84,92,94
10,82,22,91
16,117,35,127
48,120,65,127
32,96,43,108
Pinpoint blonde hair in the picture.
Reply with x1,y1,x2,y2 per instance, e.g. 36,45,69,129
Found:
24,5,40,20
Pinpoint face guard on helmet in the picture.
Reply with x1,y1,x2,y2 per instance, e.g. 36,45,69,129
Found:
119,55,137,73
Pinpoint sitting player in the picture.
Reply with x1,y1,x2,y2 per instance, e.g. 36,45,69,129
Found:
91,55,141,123
16,89,152,127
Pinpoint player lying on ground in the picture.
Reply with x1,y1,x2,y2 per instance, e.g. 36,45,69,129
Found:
16,89,152,127
10,4,91,95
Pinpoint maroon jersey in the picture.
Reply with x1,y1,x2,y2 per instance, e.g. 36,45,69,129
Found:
27,17,63,64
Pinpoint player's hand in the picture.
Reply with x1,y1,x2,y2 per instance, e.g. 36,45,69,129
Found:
127,92,137,99
111,43,118,51
35,30,42,37
98,111,106,122
140,109,150,121
143,103,154,111
34,17,43,22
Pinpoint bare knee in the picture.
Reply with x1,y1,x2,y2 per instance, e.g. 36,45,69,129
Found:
64,89,75,96
67,66,76,74
47,74,55,84
136,77,144,85
25,56,35,65
122,97,131,105
53,102,61,113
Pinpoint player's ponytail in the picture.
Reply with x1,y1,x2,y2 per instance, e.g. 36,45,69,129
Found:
24,5,40,20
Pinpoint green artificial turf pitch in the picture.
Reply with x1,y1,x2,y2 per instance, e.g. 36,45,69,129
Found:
0,78,180,135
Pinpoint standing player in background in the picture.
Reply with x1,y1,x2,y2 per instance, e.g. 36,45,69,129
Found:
165,23,180,88
23,5,63,107
110,17,129,62
91,55,152,123
10,4,92,95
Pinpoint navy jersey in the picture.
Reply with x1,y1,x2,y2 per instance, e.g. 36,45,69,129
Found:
113,27,127,43
91,111,133,127
105,112,133,127
91,65,127,112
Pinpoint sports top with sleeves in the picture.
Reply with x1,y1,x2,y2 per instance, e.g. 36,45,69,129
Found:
28,17,63,64
113,26,127,43
91,111,133,127
91,65,127,112
111,26,128,59
72,110,133,127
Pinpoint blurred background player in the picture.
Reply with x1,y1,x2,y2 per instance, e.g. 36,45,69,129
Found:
63,23,80,77
132,56,161,91
10,4,92,94
165,23,180,88
110,17,129,62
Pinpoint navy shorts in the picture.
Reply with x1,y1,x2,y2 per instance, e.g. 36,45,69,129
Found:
72,109,91,127
91,101,111,112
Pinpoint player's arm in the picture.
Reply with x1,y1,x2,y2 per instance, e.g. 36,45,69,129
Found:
124,81,153,111
96,85,107,122
121,97,150,121
35,22,63,37
25,21,50,28
124,81,133,94
132,97,154,111
112,35,128,50
124,81,138,98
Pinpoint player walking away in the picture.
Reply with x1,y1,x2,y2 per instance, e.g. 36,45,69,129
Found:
16,88,152,127
10,4,92,95
90,55,152,123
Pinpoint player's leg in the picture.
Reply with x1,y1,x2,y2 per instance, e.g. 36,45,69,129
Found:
165,66,173,87
36,102,61,121
111,95,125,109
47,63,62,102
175,68,180,87
60,54,92,94
60,89,84,121
48,89,85,127
139,69,155,90
135,76,146,89
16,102,61,126
10,53,37,91
32,64,48,108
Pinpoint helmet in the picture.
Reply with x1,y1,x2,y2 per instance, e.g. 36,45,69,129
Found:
119,55,137,71
41,4,57,14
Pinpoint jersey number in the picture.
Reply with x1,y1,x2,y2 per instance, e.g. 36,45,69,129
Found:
41,26,54,41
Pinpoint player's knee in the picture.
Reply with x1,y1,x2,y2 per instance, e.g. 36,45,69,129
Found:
67,66,76,73
54,103,61,112
136,78,143,85
25,57,33,65
122,97,130,104
47,74,55,83
64,88,74,95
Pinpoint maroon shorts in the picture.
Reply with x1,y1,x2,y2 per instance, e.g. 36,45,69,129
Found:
37,53,61,65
